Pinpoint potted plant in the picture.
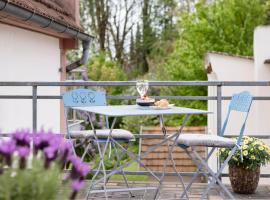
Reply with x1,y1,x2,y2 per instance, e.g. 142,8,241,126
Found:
219,136,270,194
0,130,90,200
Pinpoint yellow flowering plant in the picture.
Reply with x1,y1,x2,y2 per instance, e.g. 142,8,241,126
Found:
219,136,270,170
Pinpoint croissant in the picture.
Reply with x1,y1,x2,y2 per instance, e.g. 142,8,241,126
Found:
154,99,169,107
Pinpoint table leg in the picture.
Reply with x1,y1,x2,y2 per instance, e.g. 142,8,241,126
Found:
110,132,183,182
87,119,190,198
153,114,190,200
111,141,134,197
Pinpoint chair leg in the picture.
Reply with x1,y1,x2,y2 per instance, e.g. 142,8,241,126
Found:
68,137,77,156
100,144,109,200
88,118,118,199
112,137,162,182
191,146,237,200
86,116,119,200
86,141,109,200
170,149,189,200
87,141,136,199
112,142,134,197
81,143,91,161
179,147,215,199
86,157,103,199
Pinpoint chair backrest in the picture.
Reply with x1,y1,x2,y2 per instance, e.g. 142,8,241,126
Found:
62,88,106,107
62,89,107,138
220,91,253,145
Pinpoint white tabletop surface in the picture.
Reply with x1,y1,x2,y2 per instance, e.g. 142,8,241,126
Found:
73,105,211,117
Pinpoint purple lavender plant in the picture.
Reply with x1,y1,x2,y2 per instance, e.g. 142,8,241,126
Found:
68,155,90,200
33,130,54,152
44,146,58,168
70,179,85,200
0,129,91,200
59,141,73,169
68,155,90,179
17,146,30,169
0,140,16,166
12,130,31,147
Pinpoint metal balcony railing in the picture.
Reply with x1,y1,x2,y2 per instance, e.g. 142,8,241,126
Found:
0,81,270,178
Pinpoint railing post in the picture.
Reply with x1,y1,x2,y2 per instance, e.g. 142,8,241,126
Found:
217,84,222,176
217,84,222,136
32,85,37,131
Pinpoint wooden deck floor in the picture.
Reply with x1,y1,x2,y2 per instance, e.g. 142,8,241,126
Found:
75,181,270,200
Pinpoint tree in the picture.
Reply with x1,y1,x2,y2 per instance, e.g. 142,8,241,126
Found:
160,0,269,126
141,0,156,73
108,0,136,65
81,0,136,66
134,24,144,75
81,0,109,51
129,30,135,61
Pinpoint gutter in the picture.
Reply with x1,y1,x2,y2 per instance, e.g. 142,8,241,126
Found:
0,0,93,73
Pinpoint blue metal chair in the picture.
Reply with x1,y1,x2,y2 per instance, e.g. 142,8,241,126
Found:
177,91,253,199
62,88,134,199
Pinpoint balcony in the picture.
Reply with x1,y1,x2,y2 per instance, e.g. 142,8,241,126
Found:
0,81,269,200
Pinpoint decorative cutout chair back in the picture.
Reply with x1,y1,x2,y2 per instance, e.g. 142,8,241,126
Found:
63,88,106,107
62,89,107,137
220,91,253,145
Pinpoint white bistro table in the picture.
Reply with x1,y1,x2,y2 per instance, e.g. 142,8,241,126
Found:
73,105,211,199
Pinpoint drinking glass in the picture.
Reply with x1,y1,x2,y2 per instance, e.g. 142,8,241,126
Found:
136,80,149,98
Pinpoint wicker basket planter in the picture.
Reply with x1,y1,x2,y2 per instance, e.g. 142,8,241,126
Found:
229,165,260,194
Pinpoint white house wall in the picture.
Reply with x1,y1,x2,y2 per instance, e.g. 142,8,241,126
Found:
253,26,270,180
254,26,270,134
206,53,256,136
0,23,60,133
207,49,270,182
206,53,256,173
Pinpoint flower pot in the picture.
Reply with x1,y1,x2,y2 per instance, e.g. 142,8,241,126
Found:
229,165,260,194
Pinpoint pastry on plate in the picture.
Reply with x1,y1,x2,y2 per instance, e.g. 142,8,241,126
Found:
154,99,169,107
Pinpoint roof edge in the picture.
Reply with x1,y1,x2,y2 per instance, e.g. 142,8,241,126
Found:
0,0,94,41
207,51,254,60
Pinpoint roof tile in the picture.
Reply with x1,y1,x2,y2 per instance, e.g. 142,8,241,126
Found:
9,0,82,31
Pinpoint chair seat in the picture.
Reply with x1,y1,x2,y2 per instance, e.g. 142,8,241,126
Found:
69,129,134,140
177,134,235,148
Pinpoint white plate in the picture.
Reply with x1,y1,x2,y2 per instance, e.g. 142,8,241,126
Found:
150,104,174,110
137,104,174,110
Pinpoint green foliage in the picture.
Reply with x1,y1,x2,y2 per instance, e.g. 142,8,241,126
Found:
92,143,138,177
219,136,270,170
159,0,268,126
0,159,67,200
87,52,126,82
129,25,145,77
121,115,159,135
86,52,127,96
111,162,148,181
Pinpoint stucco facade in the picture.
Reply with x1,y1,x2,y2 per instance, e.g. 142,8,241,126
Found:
206,26,270,180
0,0,85,134
254,26,270,134
0,23,61,132
206,53,256,137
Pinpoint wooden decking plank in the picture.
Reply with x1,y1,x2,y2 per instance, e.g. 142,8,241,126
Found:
73,181,270,200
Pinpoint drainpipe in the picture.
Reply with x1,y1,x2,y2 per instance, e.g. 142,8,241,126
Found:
0,0,93,72
65,40,90,72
